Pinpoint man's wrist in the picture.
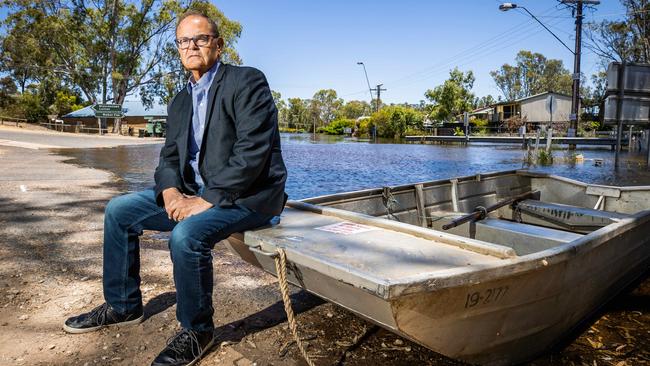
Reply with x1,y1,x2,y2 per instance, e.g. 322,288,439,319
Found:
162,187,183,203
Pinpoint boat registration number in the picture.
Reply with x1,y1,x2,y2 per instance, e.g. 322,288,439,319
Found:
464,286,509,308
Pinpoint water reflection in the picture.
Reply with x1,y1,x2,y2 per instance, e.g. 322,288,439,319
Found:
57,133,650,199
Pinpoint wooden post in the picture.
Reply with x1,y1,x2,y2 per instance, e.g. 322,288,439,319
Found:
414,184,428,228
614,62,626,169
628,125,634,151
647,129,650,170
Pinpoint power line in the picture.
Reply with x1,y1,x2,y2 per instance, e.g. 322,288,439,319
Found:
341,5,566,97
386,16,571,91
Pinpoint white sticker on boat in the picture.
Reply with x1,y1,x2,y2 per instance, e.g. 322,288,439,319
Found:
314,222,377,235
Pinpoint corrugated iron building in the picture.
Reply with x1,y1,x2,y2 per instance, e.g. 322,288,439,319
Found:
61,101,167,135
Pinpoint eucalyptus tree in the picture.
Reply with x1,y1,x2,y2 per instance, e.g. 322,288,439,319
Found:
425,68,476,122
309,89,343,127
490,50,572,101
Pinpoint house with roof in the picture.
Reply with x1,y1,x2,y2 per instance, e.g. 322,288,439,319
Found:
61,100,167,135
464,92,572,133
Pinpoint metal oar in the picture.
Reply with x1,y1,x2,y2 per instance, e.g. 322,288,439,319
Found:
442,190,540,230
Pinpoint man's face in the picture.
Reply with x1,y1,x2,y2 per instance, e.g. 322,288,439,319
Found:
176,16,223,77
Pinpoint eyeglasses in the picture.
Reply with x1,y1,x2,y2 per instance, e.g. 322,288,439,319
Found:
175,34,217,49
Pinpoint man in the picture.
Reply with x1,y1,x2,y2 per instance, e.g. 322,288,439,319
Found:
63,10,287,366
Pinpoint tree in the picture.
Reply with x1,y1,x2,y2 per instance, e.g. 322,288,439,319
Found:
338,100,370,119
271,90,288,126
476,95,496,108
490,50,572,100
0,77,17,110
424,68,475,122
585,0,649,63
362,105,424,139
286,98,310,130
18,92,48,123
309,89,343,128
50,90,85,117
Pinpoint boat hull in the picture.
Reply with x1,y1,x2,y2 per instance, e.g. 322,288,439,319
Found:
224,171,650,365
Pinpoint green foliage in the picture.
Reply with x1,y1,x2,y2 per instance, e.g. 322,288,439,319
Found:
362,105,424,139
453,127,465,136
286,98,310,131
424,68,475,122
490,50,572,100
0,77,17,110
338,100,370,119
317,118,355,135
50,90,84,116
309,89,343,128
471,118,489,135
404,127,427,136
18,92,48,122
537,150,554,165
476,95,496,108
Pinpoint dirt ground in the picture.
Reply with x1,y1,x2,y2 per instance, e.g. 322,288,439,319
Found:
0,144,648,366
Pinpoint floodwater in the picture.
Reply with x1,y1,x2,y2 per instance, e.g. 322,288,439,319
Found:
58,133,650,198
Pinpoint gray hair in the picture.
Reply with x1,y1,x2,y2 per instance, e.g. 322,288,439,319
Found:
176,10,220,37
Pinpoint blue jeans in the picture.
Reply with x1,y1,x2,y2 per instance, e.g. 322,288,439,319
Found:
102,188,273,332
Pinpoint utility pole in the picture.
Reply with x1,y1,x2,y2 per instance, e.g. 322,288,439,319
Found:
561,0,600,142
371,84,387,112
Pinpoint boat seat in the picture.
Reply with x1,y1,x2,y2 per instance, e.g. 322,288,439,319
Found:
478,218,582,255
514,200,629,232
431,215,584,255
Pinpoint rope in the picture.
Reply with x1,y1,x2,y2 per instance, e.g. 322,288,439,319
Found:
381,187,401,222
274,248,317,366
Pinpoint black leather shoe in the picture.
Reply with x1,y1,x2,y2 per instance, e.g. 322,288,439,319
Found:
151,329,214,366
63,302,143,334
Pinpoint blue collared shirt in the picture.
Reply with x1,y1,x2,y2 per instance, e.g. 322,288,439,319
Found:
186,61,220,187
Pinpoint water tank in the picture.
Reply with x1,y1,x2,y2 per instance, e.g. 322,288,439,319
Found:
606,62,650,93
603,95,650,124
604,62,650,125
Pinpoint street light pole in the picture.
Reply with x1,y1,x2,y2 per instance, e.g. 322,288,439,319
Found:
499,3,575,54
561,0,600,140
357,61,374,103
499,1,599,143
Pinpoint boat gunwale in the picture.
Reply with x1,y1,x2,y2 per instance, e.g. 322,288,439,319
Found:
302,169,521,205
303,170,650,208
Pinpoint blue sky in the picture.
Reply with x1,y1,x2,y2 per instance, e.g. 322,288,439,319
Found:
0,1,627,104
216,0,626,104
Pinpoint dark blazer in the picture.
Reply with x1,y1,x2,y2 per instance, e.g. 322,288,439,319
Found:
154,63,288,216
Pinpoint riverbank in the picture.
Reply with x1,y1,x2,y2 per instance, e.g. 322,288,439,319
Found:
0,136,648,365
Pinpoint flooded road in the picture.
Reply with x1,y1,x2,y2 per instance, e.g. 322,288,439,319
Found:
58,133,650,198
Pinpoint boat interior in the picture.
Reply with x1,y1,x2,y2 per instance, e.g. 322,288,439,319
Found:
299,170,644,257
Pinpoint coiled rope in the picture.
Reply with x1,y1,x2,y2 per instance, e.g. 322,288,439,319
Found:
273,248,317,366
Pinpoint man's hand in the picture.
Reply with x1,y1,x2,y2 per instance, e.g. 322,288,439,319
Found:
167,195,213,221
162,188,185,219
